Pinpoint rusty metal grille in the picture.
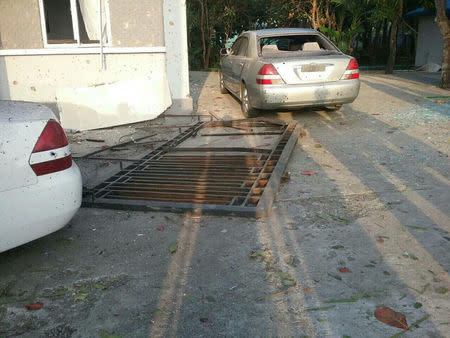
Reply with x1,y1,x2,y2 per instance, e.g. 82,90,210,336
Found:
82,119,300,217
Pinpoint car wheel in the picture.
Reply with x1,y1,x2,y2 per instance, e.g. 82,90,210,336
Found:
241,83,258,118
219,71,228,94
325,104,343,111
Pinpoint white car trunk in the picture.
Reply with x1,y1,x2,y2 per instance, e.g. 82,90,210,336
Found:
262,54,351,85
0,102,55,192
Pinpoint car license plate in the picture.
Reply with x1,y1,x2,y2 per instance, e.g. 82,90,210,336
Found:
301,64,326,72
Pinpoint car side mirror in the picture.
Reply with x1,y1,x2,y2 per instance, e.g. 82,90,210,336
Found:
220,47,229,55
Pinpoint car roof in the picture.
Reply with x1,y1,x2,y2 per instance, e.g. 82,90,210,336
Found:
0,100,55,122
245,28,318,37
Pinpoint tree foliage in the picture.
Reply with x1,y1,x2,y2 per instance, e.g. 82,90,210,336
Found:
186,0,443,76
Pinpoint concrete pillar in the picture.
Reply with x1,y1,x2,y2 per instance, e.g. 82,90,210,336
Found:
163,0,193,115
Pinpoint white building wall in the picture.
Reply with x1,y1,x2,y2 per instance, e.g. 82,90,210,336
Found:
415,16,443,67
0,52,171,130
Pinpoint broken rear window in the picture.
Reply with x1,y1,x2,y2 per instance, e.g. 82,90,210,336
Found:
259,34,338,56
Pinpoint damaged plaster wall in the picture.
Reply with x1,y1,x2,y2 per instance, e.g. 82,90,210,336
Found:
0,0,43,49
0,53,171,130
109,0,165,47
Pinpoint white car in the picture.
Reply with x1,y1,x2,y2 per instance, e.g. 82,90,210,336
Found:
0,101,82,253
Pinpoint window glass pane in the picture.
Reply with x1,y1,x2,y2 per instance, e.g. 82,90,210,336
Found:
43,0,75,43
230,39,242,55
238,38,248,56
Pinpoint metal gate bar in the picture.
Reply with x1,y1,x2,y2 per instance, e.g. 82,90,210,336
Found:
82,118,301,217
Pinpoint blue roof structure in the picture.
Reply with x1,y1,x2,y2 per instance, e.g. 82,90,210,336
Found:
404,0,450,19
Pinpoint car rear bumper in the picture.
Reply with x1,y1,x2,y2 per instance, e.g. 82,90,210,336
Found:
249,79,360,109
0,163,82,253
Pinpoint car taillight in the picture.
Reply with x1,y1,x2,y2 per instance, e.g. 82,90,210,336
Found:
256,64,284,85
341,58,359,80
30,119,72,176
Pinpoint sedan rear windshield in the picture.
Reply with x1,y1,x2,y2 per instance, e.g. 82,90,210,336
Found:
259,34,338,56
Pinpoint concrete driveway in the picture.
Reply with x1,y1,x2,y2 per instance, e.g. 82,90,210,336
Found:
1,71,449,337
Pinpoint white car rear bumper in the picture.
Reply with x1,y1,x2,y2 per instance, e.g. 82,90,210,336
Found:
0,163,82,253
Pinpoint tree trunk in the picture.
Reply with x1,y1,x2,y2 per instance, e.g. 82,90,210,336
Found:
386,18,399,74
386,0,403,74
199,0,207,69
382,19,389,51
371,22,381,65
435,0,450,88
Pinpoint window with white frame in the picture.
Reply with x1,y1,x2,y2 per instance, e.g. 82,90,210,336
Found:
38,0,111,47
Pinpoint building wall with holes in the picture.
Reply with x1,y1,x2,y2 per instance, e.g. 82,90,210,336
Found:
0,0,191,131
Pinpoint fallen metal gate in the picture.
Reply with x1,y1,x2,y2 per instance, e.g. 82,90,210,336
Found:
82,118,301,217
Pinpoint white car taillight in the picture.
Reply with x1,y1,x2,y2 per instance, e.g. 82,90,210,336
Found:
30,120,72,176
256,64,284,85
341,58,359,80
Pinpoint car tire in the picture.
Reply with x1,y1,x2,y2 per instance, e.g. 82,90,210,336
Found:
325,104,343,111
240,83,259,118
219,71,228,94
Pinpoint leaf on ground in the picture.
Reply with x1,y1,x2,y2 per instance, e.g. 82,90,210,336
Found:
303,287,313,293
390,315,430,338
306,305,335,312
205,295,216,302
92,282,107,290
314,143,323,148
199,317,210,323
435,287,448,294
374,307,408,330
74,293,88,301
301,170,317,175
413,302,422,309
169,242,178,254
25,302,43,310
324,293,368,304
100,330,122,338
282,279,296,287
339,267,350,273
327,272,342,281
156,226,165,231
405,225,427,231
256,287,296,302
184,295,196,303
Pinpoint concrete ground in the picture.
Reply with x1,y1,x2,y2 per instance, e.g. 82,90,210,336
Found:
1,71,449,338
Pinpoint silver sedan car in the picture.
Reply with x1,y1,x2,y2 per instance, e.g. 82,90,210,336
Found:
219,28,360,117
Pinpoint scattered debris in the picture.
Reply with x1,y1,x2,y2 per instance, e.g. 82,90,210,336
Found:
156,227,165,231
220,229,228,233
25,302,43,310
408,283,430,295
303,288,313,293
301,171,317,175
374,307,408,330
86,138,105,143
200,318,210,323
402,252,419,261
281,171,291,183
413,302,422,309
327,273,342,281
339,267,350,273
